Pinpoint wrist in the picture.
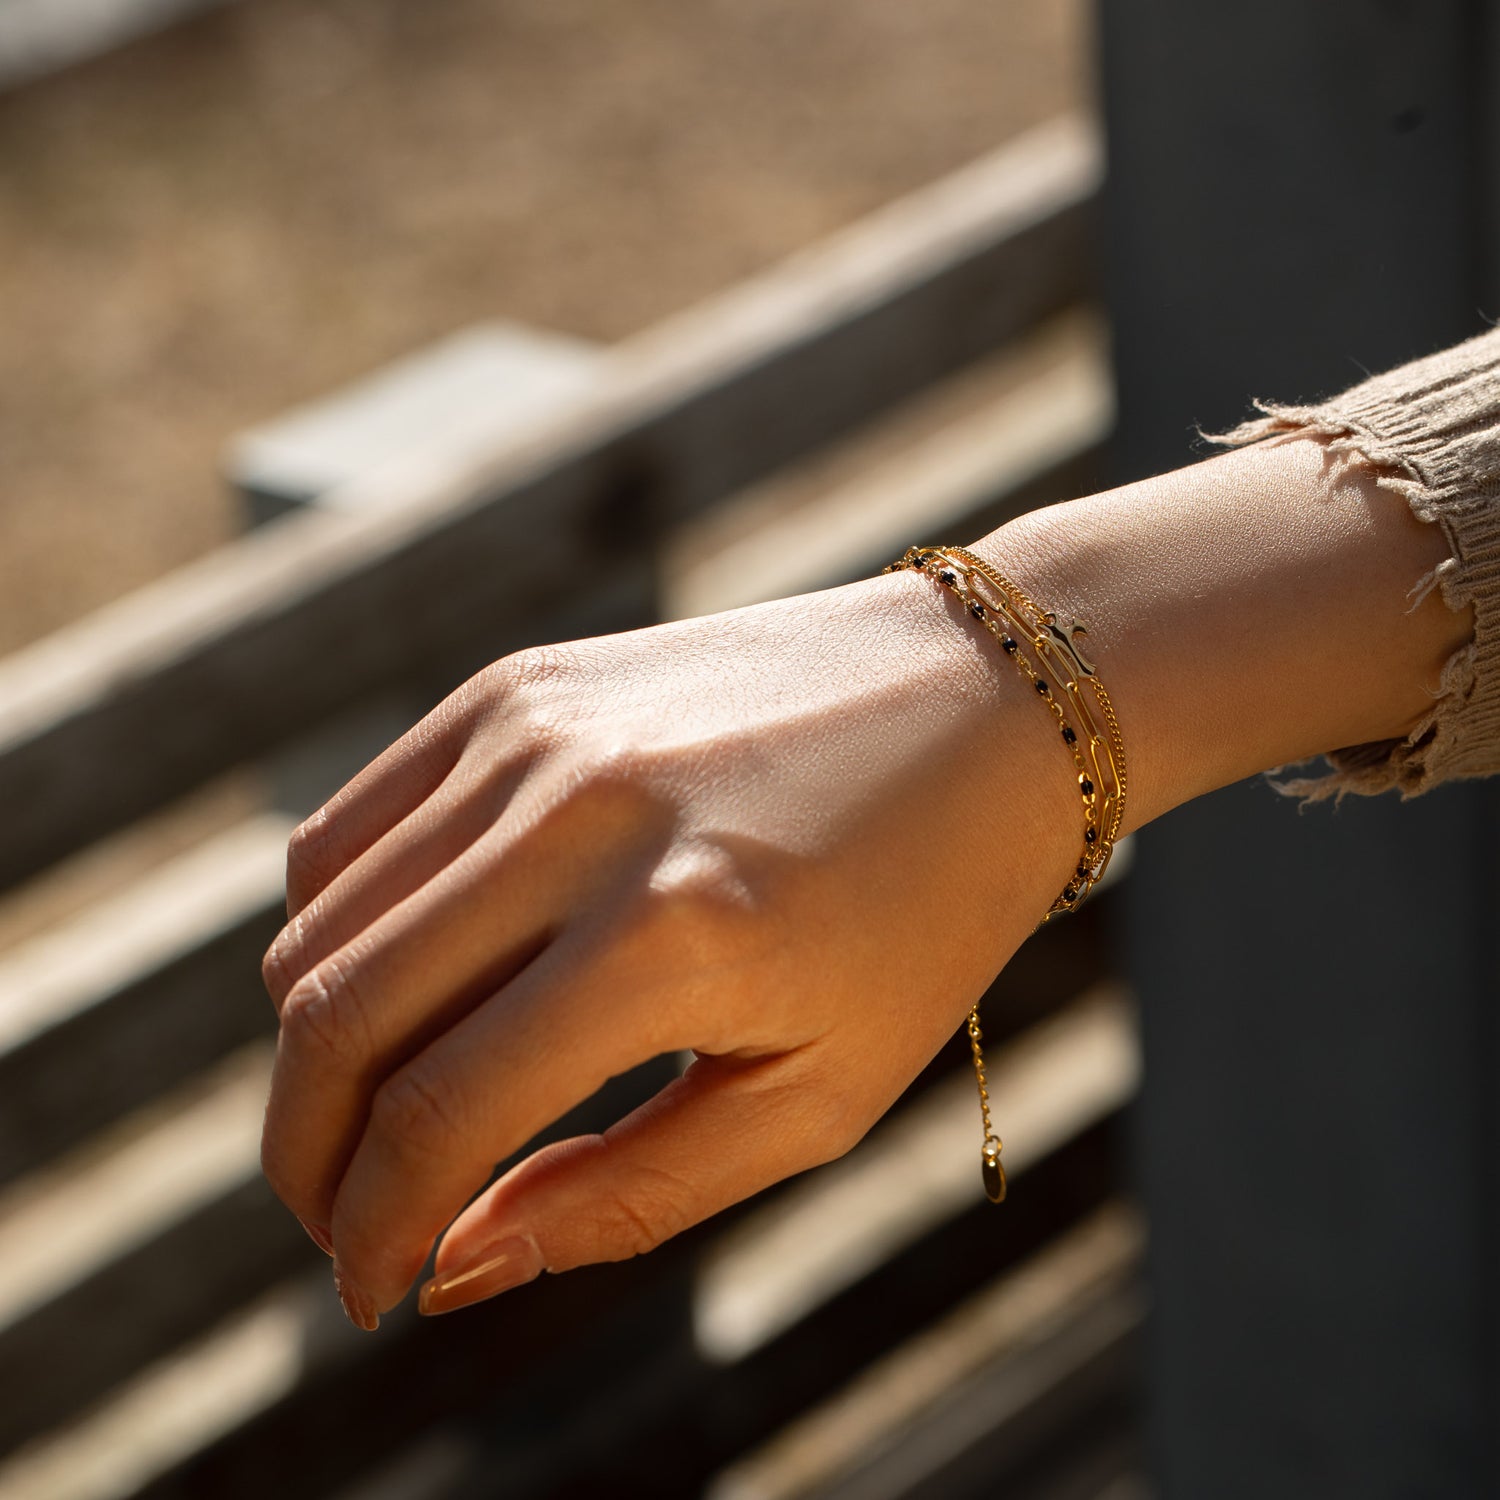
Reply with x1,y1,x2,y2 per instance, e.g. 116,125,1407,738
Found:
851,566,1094,932
970,436,1472,831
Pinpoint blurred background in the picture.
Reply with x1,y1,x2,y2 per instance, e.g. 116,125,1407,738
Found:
0,0,1084,653
1,2,1497,1498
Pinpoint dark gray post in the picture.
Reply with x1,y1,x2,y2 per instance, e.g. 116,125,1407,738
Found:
1096,3,1500,1495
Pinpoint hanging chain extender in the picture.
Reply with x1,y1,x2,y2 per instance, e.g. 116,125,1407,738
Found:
886,545,1128,1204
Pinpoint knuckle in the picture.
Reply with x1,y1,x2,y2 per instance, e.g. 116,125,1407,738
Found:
370,1059,468,1160
260,931,302,1007
595,1165,697,1260
285,808,339,906
480,646,564,706
279,957,371,1071
514,743,673,857
506,644,566,691
568,748,662,824
645,846,761,951
469,649,574,751
581,740,654,788
562,746,671,832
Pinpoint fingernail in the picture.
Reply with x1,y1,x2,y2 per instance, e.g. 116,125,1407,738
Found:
418,1235,542,1317
333,1261,379,1332
300,1220,335,1257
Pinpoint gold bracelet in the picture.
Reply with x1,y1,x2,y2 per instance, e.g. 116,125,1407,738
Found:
939,545,1127,881
885,544,1128,1204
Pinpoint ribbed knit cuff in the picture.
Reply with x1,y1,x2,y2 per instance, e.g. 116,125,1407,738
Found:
1214,325,1500,800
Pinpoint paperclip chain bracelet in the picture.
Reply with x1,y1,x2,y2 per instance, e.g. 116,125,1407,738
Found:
941,545,1127,871
885,544,1129,1204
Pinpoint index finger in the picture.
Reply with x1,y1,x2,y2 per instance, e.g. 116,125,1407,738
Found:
283,699,470,918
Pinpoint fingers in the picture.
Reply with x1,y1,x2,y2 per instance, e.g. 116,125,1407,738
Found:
259,826,565,1232
414,1049,858,1317
261,770,679,1239
321,929,687,1311
282,698,473,919
262,767,523,1013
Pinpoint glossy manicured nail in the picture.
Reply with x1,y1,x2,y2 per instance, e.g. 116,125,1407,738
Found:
418,1236,542,1317
300,1220,335,1257
333,1262,379,1332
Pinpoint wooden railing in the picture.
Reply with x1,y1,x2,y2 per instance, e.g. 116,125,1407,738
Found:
0,115,1143,1500
0,114,1098,889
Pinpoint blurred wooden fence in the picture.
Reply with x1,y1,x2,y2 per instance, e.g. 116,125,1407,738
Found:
0,115,1146,1500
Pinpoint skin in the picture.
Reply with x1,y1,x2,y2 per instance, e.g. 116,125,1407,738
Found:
260,435,1471,1328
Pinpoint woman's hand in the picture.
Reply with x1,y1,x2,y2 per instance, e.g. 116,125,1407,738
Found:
257,432,1471,1328
258,568,1079,1326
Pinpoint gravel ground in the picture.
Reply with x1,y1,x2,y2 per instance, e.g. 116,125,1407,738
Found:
0,0,1088,654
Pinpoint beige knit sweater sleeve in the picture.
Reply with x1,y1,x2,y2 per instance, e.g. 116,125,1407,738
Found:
1217,326,1500,800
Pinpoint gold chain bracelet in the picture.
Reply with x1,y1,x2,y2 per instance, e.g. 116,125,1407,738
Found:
885,544,1128,1204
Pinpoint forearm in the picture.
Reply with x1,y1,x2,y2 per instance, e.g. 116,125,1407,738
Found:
973,436,1473,833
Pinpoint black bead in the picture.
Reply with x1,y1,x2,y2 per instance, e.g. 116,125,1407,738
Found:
1001,636,1018,654
1063,887,1077,902
1080,777,1094,795
1085,827,1098,844
1077,864,1091,880
1061,726,1076,743
1035,680,1049,695
938,569,957,586
969,602,985,620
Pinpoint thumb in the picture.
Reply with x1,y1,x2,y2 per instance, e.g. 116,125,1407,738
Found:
417,1051,856,1315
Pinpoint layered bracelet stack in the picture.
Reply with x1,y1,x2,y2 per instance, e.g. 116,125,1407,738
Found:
885,544,1128,1204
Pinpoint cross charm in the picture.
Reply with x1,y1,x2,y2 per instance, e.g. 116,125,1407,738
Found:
1043,613,1096,677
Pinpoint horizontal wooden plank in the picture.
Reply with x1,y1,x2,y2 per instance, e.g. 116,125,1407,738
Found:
0,816,290,1185
230,322,605,520
696,985,1138,1361
0,115,1100,890
0,1047,308,1457
814,1281,1142,1500
665,333,1110,618
0,1049,271,1338
705,1201,1143,1500
0,0,232,92
0,1289,310,1500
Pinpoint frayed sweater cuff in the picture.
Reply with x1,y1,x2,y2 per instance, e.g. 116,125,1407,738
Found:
1212,325,1500,800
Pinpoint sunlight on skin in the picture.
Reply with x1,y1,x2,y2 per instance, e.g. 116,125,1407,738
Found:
259,435,1469,1326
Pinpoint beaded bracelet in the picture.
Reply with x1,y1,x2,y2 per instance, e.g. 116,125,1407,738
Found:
885,544,1128,1203
939,546,1126,881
